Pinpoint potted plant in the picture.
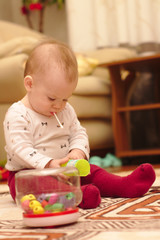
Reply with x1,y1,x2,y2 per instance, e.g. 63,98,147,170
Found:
21,0,64,33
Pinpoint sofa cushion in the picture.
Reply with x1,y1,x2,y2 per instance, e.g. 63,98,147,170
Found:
0,103,11,160
85,47,137,64
80,119,114,150
0,20,43,42
69,95,111,119
0,54,27,103
74,73,111,96
76,53,99,76
0,37,39,58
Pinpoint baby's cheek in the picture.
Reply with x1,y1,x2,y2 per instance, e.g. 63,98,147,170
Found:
62,102,67,108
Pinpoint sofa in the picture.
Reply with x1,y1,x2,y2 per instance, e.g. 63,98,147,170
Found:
0,20,136,162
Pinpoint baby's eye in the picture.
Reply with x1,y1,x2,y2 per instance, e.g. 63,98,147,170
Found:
48,97,56,101
63,99,68,102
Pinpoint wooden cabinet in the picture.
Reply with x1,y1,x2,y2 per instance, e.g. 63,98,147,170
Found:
100,54,160,158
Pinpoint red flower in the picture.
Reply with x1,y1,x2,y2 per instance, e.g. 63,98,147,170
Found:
36,3,43,10
29,3,42,11
21,6,28,15
29,3,36,10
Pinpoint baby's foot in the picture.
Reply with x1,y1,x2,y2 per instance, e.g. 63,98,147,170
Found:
119,163,156,197
79,184,101,209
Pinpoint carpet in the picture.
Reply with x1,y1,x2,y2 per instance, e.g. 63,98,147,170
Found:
0,168,160,240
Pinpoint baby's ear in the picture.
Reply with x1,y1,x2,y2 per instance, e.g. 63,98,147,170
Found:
24,75,33,91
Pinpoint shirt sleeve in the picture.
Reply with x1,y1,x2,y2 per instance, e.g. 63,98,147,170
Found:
67,104,90,159
4,109,52,171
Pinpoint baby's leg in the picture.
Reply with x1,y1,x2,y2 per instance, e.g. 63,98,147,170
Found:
8,171,17,201
81,163,156,198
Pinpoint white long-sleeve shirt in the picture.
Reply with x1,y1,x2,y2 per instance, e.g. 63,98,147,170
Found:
3,101,89,171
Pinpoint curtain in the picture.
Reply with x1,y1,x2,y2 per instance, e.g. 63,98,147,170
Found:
66,0,160,54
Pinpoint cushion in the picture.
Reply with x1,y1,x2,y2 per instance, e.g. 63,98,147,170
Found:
0,20,43,42
80,119,114,150
76,53,99,76
0,103,11,160
69,95,112,119
74,74,111,96
0,54,27,103
0,37,40,58
92,67,110,84
85,47,137,64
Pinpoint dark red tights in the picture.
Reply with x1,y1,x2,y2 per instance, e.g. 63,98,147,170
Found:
79,163,156,208
8,163,156,209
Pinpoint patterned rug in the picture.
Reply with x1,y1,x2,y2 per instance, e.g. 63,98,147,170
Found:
0,168,160,240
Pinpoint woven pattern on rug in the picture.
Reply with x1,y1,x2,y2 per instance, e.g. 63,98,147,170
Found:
0,174,160,239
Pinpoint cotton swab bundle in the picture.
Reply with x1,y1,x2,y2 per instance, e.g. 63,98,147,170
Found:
51,112,63,128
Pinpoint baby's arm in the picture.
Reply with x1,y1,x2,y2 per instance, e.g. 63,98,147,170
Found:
4,109,52,170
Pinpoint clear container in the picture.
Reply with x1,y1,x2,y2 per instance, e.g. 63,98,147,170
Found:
15,167,82,227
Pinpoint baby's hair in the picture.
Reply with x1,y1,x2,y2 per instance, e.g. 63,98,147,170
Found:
24,38,78,82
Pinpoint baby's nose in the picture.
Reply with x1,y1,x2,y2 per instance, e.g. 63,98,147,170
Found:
53,100,63,108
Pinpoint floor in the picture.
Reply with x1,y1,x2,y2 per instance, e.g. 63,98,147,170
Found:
107,163,160,174
0,163,160,240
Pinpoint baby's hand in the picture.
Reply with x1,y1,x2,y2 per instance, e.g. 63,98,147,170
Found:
67,149,87,160
45,157,69,168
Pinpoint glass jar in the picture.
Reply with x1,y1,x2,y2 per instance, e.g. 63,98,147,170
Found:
15,167,82,227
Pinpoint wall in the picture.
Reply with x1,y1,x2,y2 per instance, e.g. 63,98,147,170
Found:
0,1,12,20
0,0,68,44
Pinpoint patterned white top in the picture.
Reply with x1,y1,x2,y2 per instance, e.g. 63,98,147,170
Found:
3,101,89,171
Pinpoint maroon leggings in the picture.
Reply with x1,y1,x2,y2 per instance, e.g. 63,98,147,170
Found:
8,163,156,204
8,164,106,201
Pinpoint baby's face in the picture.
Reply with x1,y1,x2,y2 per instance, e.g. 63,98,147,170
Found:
27,67,77,117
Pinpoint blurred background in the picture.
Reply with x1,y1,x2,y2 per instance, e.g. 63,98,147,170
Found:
1,0,160,165
0,0,160,54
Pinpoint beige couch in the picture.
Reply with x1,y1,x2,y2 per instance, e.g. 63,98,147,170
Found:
0,20,136,162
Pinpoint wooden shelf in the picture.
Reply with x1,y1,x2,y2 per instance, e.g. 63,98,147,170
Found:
118,149,160,158
117,103,160,112
100,53,160,72
103,53,160,158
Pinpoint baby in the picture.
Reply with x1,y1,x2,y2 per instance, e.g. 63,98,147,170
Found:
3,39,156,209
